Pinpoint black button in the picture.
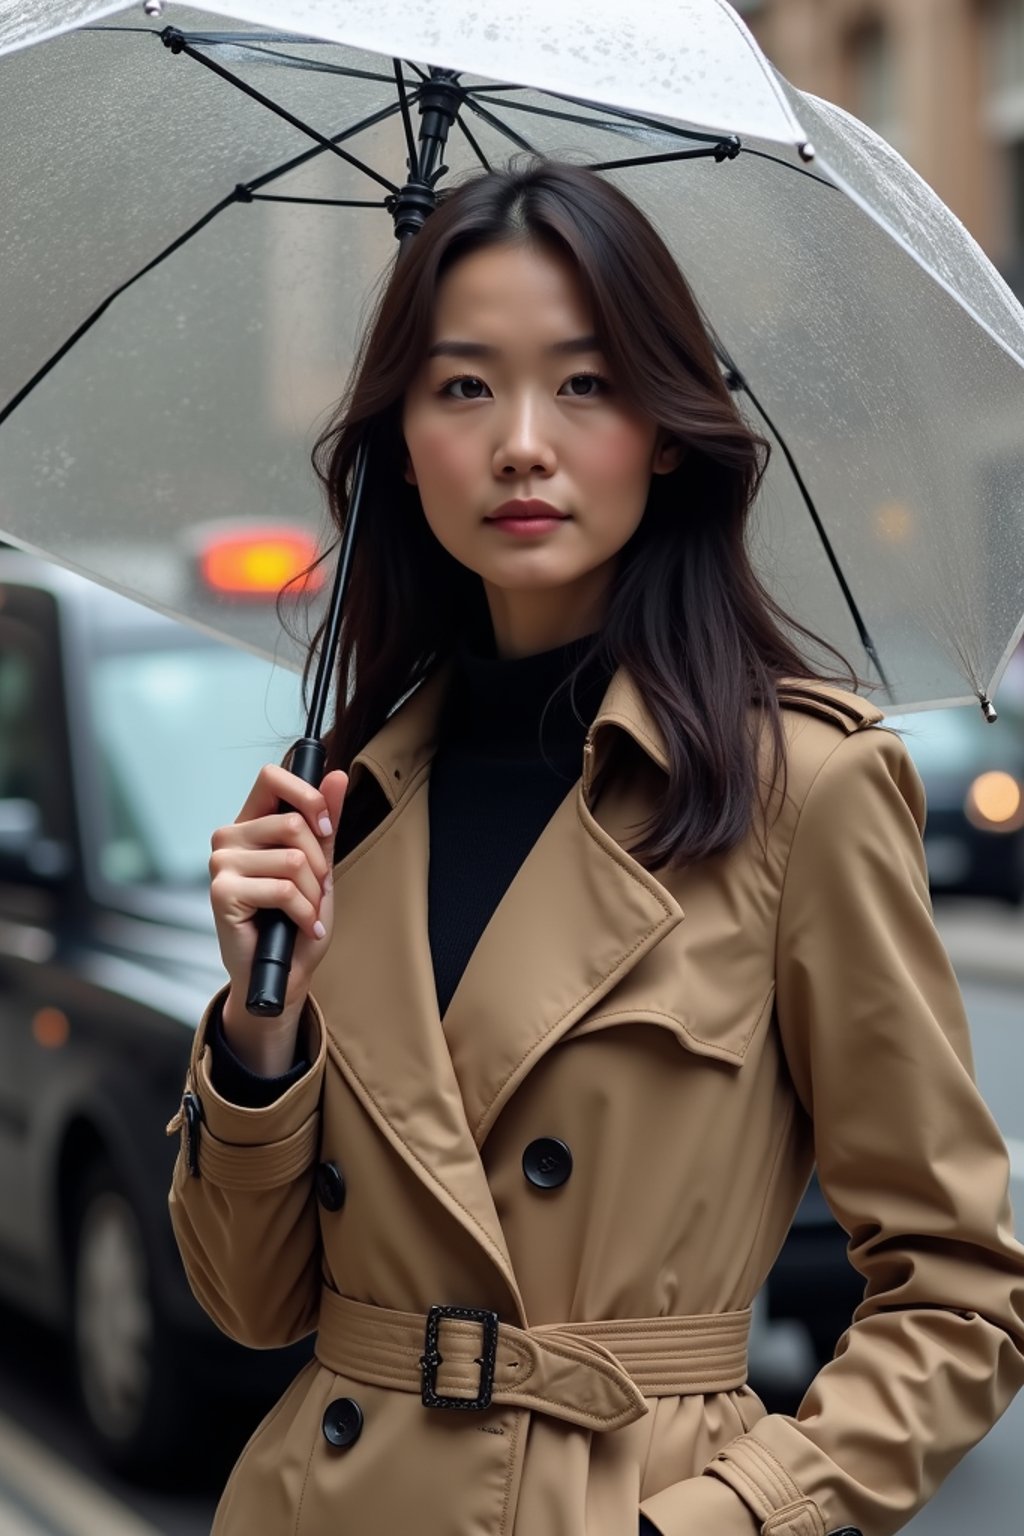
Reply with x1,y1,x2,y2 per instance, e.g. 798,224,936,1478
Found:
522,1137,573,1189
322,1397,363,1448
315,1160,346,1211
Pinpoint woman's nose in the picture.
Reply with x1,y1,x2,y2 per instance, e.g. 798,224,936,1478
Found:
493,397,557,478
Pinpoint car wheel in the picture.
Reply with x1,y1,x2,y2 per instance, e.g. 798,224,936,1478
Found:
69,1158,190,1479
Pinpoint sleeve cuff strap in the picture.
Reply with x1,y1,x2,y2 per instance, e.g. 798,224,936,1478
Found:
188,987,327,1146
706,1436,827,1536
196,1108,321,1190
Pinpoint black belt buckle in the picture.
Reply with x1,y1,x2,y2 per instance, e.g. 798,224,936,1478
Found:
420,1304,499,1410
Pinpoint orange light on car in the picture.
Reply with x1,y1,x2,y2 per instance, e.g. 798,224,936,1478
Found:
32,1006,70,1050
199,529,324,597
964,771,1024,832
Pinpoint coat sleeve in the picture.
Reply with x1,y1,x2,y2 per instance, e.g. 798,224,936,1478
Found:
641,725,1024,1536
167,986,328,1348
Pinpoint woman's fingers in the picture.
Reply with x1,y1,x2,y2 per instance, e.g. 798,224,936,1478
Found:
210,846,326,919
214,770,349,871
213,811,330,883
235,761,339,841
209,764,350,999
211,867,325,941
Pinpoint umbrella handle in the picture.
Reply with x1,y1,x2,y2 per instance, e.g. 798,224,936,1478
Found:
243,435,369,1016
245,736,327,1017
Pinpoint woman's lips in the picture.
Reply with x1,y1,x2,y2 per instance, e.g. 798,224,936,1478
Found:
485,500,570,537
488,516,567,537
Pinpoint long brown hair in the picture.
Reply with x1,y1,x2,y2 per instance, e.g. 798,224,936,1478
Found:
305,158,858,868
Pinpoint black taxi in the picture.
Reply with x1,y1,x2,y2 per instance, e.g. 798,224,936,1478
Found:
0,549,312,1478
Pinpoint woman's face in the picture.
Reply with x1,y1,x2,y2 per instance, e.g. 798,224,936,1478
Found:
401,239,682,657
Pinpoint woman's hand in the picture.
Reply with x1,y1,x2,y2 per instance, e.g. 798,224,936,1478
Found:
209,762,349,1073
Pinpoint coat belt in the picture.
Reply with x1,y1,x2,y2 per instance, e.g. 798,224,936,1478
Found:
315,1289,751,1433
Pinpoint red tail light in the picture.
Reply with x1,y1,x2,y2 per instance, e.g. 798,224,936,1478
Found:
198,528,324,598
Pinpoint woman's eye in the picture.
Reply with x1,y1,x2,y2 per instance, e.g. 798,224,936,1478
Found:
561,373,609,397
438,372,609,401
441,376,490,401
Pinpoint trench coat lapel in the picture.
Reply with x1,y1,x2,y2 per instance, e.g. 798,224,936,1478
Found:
320,661,683,1315
317,665,525,1312
441,763,683,1145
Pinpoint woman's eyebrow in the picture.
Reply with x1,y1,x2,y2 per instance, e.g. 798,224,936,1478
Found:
426,334,602,359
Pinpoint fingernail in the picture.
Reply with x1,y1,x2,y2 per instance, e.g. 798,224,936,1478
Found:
322,873,332,895
318,815,333,837
313,920,326,939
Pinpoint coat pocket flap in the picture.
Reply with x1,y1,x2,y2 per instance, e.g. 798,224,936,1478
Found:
564,1007,762,1064
563,933,776,1066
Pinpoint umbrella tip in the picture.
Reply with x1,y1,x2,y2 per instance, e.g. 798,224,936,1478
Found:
979,693,998,723
143,0,165,14
798,141,816,163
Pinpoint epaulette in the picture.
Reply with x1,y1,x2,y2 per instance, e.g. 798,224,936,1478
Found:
776,678,885,734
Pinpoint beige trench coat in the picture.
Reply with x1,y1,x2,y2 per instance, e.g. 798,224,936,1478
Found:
168,665,1024,1536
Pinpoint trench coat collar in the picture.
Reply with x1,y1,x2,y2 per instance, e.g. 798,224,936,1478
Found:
343,661,881,811
347,656,669,814
323,660,680,1322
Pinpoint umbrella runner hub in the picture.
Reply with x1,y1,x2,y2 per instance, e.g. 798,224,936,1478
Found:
389,68,464,241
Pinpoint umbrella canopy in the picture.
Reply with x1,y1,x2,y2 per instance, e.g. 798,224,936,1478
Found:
2,0,1024,708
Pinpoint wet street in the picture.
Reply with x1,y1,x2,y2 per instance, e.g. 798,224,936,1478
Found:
0,900,1020,1536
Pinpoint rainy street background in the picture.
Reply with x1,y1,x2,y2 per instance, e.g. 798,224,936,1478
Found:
2,0,1024,1533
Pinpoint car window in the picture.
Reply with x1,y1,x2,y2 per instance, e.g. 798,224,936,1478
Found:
89,645,305,887
0,624,60,836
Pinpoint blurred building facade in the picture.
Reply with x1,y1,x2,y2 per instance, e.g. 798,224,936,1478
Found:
738,0,1024,295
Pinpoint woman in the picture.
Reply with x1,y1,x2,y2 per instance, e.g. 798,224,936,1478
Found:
168,161,1024,1536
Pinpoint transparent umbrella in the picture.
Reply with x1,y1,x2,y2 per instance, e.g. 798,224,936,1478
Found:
2,0,1023,711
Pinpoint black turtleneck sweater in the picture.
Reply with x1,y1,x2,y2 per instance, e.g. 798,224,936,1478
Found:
209,632,613,1103
427,631,612,1018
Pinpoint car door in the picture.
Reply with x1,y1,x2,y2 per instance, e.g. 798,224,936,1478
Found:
0,581,75,1271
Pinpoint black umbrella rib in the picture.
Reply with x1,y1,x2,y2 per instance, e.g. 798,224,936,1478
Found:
170,39,401,83
455,113,493,173
244,195,391,207
465,91,657,135
99,24,403,82
737,145,838,191
394,59,420,178
724,359,892,694
461,97,538,155
160,28,399,195
587,146,739,171
460,86,833,186
501,88,747,149
0,190,240,428
218,52,401,83
241,94,419,198
466,90,731,148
